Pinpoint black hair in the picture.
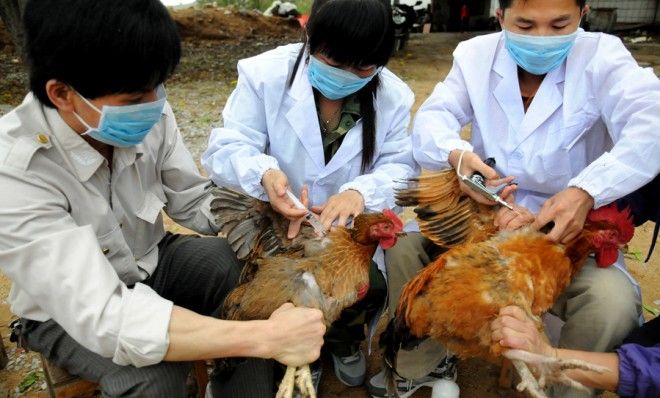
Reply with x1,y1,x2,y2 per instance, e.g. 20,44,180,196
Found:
23,0,181,107
289,0,395,172
499,0,586,9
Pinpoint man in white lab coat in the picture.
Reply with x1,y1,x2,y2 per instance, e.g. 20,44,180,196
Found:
371,0,660,397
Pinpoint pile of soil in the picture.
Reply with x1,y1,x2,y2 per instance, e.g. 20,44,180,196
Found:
0,6,302,107
172,4,301,42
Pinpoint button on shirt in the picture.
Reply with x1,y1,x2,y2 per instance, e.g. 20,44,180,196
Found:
0,94,218,367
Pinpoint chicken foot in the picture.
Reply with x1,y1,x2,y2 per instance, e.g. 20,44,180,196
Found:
510,358,547,398
275,365,316,398
505,349,610,397
276,366,297,398
295,365,316,398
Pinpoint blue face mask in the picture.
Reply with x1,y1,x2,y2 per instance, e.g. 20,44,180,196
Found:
73,85,166,147
307,55,381,100
504,29,578,75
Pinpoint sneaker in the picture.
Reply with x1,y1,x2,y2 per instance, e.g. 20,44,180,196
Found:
310,360,323,392
366,355,458,398
331,350,367,387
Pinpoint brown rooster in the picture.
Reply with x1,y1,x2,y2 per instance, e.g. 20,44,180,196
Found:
210,186,404,398
382,170,634,398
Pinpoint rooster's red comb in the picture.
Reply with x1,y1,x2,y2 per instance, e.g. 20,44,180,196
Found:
382,209,404,231
587,203,634,243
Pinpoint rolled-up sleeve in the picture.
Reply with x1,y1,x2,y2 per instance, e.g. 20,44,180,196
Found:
616,343,660,398
201,61,280,201
0,169,173,367
339,85,418,211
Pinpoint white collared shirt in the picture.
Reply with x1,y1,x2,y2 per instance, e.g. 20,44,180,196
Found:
0,94,217,367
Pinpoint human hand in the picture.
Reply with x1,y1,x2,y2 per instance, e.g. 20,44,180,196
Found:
266,303,326,367
261,169,308,238
494,200,536,231
311,189,364,231
491,306,554,357
286,185,312,239
531,187,594,243
448,150,517,205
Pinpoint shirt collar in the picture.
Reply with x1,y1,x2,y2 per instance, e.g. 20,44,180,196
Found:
42,105,144,182
342,94,361,117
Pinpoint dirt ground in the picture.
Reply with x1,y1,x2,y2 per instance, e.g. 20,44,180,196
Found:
1,6,659,397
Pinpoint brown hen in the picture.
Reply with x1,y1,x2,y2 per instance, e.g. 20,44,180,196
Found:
210,186,404,398
382,170,634,398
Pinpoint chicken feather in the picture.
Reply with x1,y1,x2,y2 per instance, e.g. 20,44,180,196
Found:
383,169,634,397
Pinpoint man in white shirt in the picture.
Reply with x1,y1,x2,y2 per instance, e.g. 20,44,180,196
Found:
368,0,660,397
0,0,325,396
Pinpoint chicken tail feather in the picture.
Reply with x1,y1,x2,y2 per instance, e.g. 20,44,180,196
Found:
380,319,401,398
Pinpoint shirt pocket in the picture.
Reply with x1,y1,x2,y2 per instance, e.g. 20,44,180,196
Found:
542,114,593,177
132,190,166,257
136,190,166,224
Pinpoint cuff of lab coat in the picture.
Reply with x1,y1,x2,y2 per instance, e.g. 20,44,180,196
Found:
339,181,379,211
246,156,280,201
446,140,475,162
415,137,473,171
113,283,173,367
567,155,613,209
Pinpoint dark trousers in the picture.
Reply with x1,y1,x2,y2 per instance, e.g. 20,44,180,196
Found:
22,234,272,398
324,261,387,357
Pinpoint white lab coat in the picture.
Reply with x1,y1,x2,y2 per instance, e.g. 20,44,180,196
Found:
202,43,417,217
203,44,417,347
413,30,660,301
414,30,660,213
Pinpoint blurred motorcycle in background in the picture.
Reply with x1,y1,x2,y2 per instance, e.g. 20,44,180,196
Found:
392,0,430,51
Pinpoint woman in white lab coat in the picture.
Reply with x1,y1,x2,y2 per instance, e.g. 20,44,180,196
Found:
202,0,417,390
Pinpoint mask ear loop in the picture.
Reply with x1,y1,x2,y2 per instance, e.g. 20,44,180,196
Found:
70,87,102,136
72,113,94,137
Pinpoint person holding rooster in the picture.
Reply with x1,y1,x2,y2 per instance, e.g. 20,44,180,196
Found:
0,0,326,397
202,0,417,393
369,0,660,397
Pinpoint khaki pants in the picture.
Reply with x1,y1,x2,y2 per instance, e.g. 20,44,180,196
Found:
385,232,641,394
385,233,447,379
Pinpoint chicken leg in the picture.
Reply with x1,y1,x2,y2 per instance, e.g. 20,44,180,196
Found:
505,349,610,398
275,365,316,398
